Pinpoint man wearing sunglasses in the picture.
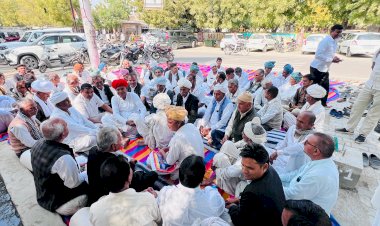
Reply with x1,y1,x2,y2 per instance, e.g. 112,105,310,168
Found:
279,133,339,215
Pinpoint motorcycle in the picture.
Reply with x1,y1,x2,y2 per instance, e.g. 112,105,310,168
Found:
151,43,174,61
224,42,249,55
38,47,88,73
99,44,123,63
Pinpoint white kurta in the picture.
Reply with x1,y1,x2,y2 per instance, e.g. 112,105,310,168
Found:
300,101,325,131
134,110,174,149
51,107,98,152
73,94,104,119
272,75,290,88
111,92,147,124
279,83,301,106
157,183,229,226
257,97,283,129
166,123,204,165
253,87,267,110
63,86,79,102
280,158,339,215
89,189,161,226
272,125,313,174
202,97,234,131
310,35,338,72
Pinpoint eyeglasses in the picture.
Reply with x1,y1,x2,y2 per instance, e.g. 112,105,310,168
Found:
304,140,319,150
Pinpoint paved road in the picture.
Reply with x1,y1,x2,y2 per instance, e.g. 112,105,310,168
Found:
1,46,373,82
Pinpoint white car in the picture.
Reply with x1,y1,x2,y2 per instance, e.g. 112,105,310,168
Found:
338,32,380,57
301,34,327,54
246,33,276,52
5,33,87,69
220,33,243,50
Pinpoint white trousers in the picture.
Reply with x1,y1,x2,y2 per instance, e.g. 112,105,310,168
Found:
19,149,33,171
70,135,97,153
70,207,93,226
346,86,380,136
55,194,87,216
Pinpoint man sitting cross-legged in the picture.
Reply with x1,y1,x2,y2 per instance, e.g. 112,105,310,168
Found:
227,144,286,226
71,155,161,226
31,118,88,216
175,78,199,124
270,111,316,174
257,86,283,131
280,133,339,215
156,155,231,225
73,83,113,124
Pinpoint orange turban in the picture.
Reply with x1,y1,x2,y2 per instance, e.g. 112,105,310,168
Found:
73,63,84,71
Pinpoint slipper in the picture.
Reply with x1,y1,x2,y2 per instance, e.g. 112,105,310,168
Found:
337,98,346,103
335,111,343,119
369,154,380,169
363,153,369,167
330,109,338,117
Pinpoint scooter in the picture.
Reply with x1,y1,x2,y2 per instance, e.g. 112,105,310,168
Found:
38,46,88,73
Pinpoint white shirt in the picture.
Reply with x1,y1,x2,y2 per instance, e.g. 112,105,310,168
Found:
34,95,54,118
111,92,147,124
279,83,301,105
300,101,325,132
74,71,92,85
310,35,338,72
265,71,276,81
165,70,185,90
51,154,87,188
90,189,161,226
236,71,250,91
166,123,204,165
257,97,283,129
94,86,110,105
51,107,98,145
365,49,380,90
73,94,104,119
157,183,227,226
253,87,267,110
273,125,313,174
272,75,291,88
280,158,339,214
202,97,234,131
207,71,218,89
63,86,79,102
226,89,241,104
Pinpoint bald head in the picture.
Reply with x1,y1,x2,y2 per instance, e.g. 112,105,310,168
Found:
296,111,316,131
66,74,80,88
18,98,37,118
40,118,68,141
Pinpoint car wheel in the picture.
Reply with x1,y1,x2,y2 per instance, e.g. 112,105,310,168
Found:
21,55,38,69
191,40,197,48
171,42,178,50
346,48,352,57
39,65,47,73
262,45,267,52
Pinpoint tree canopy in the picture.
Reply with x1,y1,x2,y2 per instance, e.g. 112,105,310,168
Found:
92,0,131,31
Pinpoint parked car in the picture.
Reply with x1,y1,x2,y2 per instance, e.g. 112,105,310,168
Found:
338,32,380,57
301,34,327,54
0,31,20,43
0,28,72,58
153,30,198,50
5,33,87,69
246,33,276,52
220,33,244,50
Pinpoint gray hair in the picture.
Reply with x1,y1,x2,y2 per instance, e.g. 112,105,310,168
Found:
40,118,66,141
313,132,335,158
97,126,120,151
17,98,35,112
228,78,239,87
256,69,265,76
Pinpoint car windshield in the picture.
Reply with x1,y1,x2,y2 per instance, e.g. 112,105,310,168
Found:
19,32,32,42
307,36,324,42
251,35,264,39
357,34,380,41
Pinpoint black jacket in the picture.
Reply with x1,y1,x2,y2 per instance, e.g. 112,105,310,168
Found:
229,166,285,226
127,83,143,97
176,93,199,124
93,84,113,108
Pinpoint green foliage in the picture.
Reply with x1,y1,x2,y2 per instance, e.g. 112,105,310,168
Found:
0,0,79,27
92,0,131,30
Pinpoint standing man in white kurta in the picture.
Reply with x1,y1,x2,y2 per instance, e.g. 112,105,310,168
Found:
310,24,343,106
335,48,380,144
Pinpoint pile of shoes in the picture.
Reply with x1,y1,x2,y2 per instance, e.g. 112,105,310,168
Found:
363,153,380,169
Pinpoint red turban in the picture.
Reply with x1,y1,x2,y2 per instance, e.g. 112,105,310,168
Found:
111,79,128,89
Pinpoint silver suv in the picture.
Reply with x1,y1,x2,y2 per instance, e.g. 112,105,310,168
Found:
5,33,87,69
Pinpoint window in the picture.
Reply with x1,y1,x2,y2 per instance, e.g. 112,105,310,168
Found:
41,36,59,45
307,36,323,42
62,35,83,43
357,34,380,41
19,32,31,42
180,32,188,37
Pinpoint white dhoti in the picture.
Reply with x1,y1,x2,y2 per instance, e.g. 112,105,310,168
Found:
70,207,92,226
283,111,297,130
69,135,97,153
213,141,242,195
20,149,33,171
101,113,139,137
55,195,88,216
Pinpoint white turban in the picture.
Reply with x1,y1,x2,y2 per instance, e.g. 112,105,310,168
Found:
31,80,54,93
153,93,171,110
243,117,267,144
154,77,167,86
306,84,326,99
49,91,68,105
214,83,228,94
177,78,192,89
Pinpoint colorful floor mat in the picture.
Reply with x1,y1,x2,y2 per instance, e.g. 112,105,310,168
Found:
0,133,8,142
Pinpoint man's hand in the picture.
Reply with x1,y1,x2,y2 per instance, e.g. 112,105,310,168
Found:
226,197,240,205
269,151,278,164
144,187,158,198
201,178,214,186
201,127,211,136
332,56,342,63
221,135,229,144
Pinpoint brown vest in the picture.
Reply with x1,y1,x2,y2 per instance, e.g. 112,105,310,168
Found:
8,116,33,154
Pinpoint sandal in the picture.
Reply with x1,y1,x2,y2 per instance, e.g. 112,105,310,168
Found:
369,154,380,170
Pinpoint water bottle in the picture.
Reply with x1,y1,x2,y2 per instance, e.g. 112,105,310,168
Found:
333,136,339,152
